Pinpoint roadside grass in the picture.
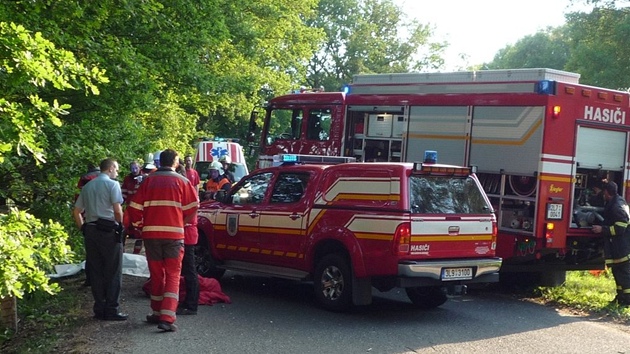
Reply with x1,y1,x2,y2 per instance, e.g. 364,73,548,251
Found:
537,270,630,321
0,275,90,354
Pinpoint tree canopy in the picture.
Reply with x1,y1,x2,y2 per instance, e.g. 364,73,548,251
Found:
483,1,630,89
484,28,571,71
306,0,446,92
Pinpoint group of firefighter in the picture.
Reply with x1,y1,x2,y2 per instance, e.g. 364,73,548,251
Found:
78,151,237,256
74,150,237,331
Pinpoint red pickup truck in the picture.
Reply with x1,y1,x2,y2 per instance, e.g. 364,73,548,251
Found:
196,154,501,311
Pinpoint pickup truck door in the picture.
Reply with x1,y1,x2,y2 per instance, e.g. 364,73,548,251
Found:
213,172,273,263
257,171,311,269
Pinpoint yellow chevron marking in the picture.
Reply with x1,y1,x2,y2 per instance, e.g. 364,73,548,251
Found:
354,232,394,241
218,244,304,258
260,227,303,235
406,133,468,141
472,119,542,145
539,175,572,183
411,235,494,242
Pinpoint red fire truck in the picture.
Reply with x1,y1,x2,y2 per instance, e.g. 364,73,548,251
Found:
249,68,630,285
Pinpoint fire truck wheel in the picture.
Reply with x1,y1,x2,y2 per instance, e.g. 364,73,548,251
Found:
405,286,448,309
194,235,226,279
313,254,352,312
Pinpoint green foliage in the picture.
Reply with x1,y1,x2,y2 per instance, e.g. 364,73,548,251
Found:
564,6,630,89
306,0,446,91
0,22,108,165
483,3,630,90
0,208,74,299
484,28,571,71
0,1,324,229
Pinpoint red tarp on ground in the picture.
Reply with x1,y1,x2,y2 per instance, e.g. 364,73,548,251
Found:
143,275,231,305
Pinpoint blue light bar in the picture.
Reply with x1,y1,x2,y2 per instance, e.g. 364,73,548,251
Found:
273,154,356,166
281,154,298,162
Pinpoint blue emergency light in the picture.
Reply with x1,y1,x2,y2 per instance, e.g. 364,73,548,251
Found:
281,154,298,163
424,150,438,164
273,154,356,166
536,80,556,95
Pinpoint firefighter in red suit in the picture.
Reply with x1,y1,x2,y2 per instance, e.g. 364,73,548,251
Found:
592,181,630,306
126,149,198,332
121,161,141,204
122,162,157,254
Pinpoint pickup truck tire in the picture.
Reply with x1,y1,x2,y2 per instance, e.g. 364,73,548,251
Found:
405,286,448,309
194,235,226,279
314,254,352,312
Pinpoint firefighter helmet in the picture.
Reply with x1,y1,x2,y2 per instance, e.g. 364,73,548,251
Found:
153,151,162,168
208,161,223,174
219,155,231,164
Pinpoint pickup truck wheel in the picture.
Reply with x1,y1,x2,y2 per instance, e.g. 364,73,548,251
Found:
194,238,225,279
405,286,448,309
314,254,352,312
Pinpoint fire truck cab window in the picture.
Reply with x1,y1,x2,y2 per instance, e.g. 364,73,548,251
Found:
230,172,273,205
271,173,309,203
306,108,331,141
409,176,491,214
266,108,302,145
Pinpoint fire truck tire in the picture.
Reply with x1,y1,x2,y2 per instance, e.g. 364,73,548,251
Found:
313,254,353,312
405,286,448,309
194,235,226,279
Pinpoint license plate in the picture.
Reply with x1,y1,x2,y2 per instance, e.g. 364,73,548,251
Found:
441,267,473,280
546,203,563,220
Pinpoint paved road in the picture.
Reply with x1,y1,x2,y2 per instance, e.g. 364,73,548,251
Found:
76,272,630,354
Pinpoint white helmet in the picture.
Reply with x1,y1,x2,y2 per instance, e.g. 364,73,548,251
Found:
219,155,231,164
208,161,224,174
153,150,163,168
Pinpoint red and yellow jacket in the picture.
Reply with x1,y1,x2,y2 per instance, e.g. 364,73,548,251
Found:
127,168,199,240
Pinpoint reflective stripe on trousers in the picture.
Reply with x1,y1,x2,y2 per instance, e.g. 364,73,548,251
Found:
146,240,184,324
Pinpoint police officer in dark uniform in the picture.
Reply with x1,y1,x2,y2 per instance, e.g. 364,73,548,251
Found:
592,181,630,305
73,158,128,320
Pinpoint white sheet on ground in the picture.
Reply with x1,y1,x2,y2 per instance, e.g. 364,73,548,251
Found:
121,253,150,278
48,253,149,279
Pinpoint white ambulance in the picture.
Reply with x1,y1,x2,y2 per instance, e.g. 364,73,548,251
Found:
193,139,249,182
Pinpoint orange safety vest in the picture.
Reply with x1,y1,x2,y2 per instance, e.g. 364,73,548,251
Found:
204,178,230,193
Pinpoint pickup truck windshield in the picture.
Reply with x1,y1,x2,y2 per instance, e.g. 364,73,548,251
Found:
409,176,491,214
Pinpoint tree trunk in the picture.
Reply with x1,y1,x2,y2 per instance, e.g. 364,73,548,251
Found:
0,295,18,332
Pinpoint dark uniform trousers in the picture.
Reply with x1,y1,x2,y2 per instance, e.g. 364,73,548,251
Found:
604,223,630,302
84,224,123,317
181,244,199,311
